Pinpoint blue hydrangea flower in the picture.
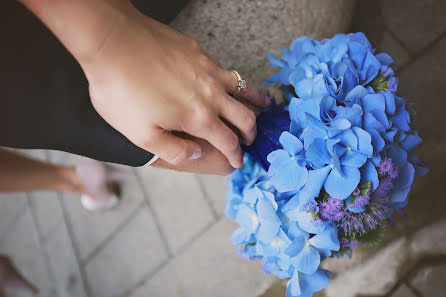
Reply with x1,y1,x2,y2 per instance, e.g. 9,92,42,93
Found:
226,32,428,297
286,268,332,297
285,222,340,274
267,132,309,192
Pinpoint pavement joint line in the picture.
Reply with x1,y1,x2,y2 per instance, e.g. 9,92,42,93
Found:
405,283,426,297
385,26,415,57
396,30,446,76
81,200,146,266
134,168,174,257
58,191,93,297
115,258,169,297
120,216,223,297
171,215,219,256
0,200,28,243
40,215,66,243
383,256,446,297
194,174,221,220
26,193,58,293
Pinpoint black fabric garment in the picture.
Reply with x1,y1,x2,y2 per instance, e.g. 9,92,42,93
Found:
0,0,189,166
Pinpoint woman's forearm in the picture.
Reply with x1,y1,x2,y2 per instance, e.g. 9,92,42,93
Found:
17,0,132,65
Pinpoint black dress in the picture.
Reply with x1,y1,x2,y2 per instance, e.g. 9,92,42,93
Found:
0,0,189,166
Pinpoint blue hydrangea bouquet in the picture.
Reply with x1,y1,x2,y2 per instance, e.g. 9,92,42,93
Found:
225,33,428,297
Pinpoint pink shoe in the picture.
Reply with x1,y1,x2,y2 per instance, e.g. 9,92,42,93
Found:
75,160,133,212
0,255,39,295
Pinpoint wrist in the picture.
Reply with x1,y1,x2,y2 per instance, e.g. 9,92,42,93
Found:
19,0,139,68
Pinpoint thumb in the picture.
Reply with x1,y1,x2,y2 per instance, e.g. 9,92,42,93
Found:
147,129,202,165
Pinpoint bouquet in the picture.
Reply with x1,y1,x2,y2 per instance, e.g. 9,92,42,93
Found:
225,33,428,297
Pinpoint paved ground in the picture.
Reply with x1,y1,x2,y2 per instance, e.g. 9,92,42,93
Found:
1,0,445,297
0,148,276,297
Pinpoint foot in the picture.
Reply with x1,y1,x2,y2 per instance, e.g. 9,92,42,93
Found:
74,160,133,212
0,255,39,295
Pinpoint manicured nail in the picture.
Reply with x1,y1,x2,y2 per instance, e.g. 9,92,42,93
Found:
265,94,271,105
189,151,201,160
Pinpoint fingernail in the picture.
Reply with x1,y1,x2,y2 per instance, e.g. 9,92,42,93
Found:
264,94,271,105
189,151,201,160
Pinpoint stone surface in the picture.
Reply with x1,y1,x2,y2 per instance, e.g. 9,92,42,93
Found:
324,238,408,297
130,218,275,297
45,222,87,297
379,30,411,71
61,168,146,261
195,174,229,217
411,218,446,255
390,284,417,297
0,205,54,297
411,265,446,297
85,207,167,297
171,0,355,88
381,0,446,53
0,193,27,239
28,191,63,239
136,166,215,254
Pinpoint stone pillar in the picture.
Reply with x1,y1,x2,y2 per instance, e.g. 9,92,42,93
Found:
171,0,355,87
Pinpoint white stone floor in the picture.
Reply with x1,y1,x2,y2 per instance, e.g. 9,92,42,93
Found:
0,150,275,297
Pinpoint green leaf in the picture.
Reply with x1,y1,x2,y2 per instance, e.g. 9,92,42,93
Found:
358,225,384,245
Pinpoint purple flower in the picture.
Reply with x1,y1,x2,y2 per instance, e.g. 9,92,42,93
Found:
338,195,390,236
319,198,345,221
352,195,370,208
353,188,361,196
340,238,359,249
373,176,395,198
304,201,320,214
378,157,398,178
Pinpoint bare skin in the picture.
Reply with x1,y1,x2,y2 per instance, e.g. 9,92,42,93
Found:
18,0,270,172
0,148,85,193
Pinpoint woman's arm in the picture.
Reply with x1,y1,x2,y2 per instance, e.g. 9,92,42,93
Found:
18,0,270,170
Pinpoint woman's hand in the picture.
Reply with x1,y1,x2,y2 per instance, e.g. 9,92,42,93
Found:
151,102,264,176
79,2,270,168
19,0,269,169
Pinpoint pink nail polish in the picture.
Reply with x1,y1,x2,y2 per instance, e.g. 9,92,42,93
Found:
265,94,271,105
189,152,201,159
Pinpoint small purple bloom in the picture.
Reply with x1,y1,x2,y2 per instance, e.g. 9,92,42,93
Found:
373,176,395,198
353,188,361,196
353,195,370,208
328,198,343,210
319,199,345,222
340,238,359,249
304,201,320,214
333,210,347,221
378,157,399,179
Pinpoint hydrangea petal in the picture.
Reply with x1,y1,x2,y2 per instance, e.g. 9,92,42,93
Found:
235,204,259,234
296,211,328,234
257,197,282,243
306,138,331,168
297,166,332,208
352,127,373,156
269,158,309,192
325,166,360,199
292,245,321,275
401,134,422,151
340,150,367,167
375,52,394,66
360,160,379,191
299,269,331,293
280,131,304,156
309,223,340,251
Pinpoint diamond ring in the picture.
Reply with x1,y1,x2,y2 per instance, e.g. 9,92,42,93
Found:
230,70,247,96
